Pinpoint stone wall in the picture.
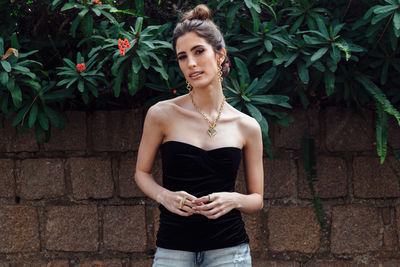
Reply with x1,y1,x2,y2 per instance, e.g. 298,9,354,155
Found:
0,107,400,266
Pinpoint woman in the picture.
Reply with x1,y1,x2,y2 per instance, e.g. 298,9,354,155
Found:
135,4,264,266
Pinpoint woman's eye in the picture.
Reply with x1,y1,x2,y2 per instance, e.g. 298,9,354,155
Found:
196,49,204,55
177,55,186,60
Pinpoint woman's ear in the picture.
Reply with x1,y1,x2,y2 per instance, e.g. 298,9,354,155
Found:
217,48,226,65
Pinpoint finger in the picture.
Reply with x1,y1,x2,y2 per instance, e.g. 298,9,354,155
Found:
194,196,209,204
180,204,196,214
174,208,192,217
195,201,218,211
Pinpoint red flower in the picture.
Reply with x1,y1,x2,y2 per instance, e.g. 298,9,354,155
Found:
124,39,130,48
98,1,102,5
76,63,85,72
118,38,130,56
173,89,177,94
92,0,99,3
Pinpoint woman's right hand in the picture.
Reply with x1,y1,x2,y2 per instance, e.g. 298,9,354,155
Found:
159,190,199,216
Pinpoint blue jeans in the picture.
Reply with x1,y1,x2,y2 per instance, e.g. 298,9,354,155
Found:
152,243,251,267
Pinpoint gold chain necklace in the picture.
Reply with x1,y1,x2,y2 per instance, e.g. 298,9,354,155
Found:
189,92,225,137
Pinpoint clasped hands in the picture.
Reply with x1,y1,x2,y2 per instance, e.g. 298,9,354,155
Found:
162,191,239,219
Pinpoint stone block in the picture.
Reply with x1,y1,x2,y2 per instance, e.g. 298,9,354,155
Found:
383,227,397,251
331,205,379,254
78,259,122,267
68,157,113,200
16,158,64,200
304,260,353,266
43,111,87,151
0,118,38,152
16,260,69,267
382,207,392,225
119,155,162,198
130,259,153,267
274,108,319,149
90,109,144,152
388,116,400,149
353,157,400,198
103,205,147,252
0,206,40,253
0,159,14,198
45,205,98,251
253,260,299,267
382,261,400,267
267,206,321,253
394,206,400,247
264,158,296,198
298,156,347,199
243,211,263,253
325,107,374,151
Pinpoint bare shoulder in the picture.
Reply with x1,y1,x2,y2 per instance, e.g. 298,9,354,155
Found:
225,103,262,145
146,95,186,123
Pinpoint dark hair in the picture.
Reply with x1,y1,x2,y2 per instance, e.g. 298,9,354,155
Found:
172,4,230,77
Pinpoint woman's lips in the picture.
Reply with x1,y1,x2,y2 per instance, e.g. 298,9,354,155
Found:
189,72,203,79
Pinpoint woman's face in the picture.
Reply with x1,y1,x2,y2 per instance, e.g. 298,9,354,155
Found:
175,32,225,90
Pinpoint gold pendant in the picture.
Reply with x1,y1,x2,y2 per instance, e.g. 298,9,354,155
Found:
208,128,217,137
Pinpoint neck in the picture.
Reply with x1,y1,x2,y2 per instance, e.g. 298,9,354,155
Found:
190,84,224,115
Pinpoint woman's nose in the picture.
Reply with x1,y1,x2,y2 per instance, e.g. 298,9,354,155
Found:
187,56,196,68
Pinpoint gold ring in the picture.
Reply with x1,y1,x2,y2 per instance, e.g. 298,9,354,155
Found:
208,194,214,202
179,195,187,209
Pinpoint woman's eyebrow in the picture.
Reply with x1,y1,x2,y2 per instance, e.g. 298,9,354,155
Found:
176,45,204,56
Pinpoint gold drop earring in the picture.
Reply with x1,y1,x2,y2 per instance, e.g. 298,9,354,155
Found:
186,80,193,92
217,65,223,83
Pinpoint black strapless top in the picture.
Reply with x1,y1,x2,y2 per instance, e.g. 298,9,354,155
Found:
156,140,249,252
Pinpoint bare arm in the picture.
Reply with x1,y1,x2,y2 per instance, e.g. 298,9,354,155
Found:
135,103,197,216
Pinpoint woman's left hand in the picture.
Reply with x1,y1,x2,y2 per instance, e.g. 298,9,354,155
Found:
192,192,239,219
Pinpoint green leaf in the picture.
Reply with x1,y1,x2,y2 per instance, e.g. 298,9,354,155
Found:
290,15,304,34
113,62,127,97
355,74,400,126
78,79,84,92
381,61,389,85
70,15,82,38
7,79,22,107
250,7,260,32
43,105,65,129
226,4,241,28
254,67,276,93
61,3,79,11
246,103,263,122
373,5,398,14
132,57,142,73
82,13,93,37
12,105,30,126
135,17,143,33
234,57,250,85
311,47,329,62
264,40,273,52
152,65,168,80
137,50,150,69
244,0,252,9
297,61,309,84
393,11,400,30
251,95,291,108
1,61,11,72
372,12,392,25
376,102,388,164
28,102,38,128
128,70,140,96
0,72,8,85
324,71,335,96
315,16,329,39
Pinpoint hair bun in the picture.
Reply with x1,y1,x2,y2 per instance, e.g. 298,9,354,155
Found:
181,4,211,22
